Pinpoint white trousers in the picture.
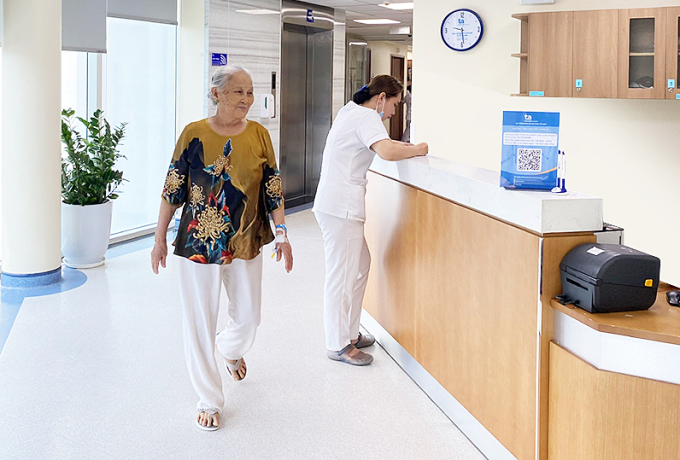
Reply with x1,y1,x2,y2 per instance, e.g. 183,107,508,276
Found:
177,254,263,414
315,211,371,351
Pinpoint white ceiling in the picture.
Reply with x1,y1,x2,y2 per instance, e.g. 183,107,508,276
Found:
309,0,413,43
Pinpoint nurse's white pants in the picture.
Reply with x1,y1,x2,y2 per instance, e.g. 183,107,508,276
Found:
315,212,371,351
177,254,263,414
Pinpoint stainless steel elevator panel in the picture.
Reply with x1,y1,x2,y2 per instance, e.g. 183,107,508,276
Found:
281,25,308,205
306,29,332,198
280,1,333,208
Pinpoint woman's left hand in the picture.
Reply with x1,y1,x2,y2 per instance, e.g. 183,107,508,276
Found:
275,240,293,273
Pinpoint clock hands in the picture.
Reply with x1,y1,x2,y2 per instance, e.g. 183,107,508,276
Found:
453,26,464,44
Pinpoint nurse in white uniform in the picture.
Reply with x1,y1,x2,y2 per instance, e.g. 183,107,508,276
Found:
312,75,428,365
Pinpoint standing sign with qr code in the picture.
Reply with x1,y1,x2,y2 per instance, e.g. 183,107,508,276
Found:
500,111,560,190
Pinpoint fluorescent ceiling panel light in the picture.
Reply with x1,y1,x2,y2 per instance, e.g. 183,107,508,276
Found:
235,9,280,15
378,2,414,10
354,19,401,25
349,41,368,46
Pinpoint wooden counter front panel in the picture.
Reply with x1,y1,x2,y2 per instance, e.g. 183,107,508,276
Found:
365,172,541,460
539,235,597,460
415,189,540,460
364,174,418,356
549,343,680,460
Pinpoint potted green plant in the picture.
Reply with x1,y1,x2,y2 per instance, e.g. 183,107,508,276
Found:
60,108,127,268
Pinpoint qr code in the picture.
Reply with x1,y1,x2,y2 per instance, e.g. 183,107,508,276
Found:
517,148,542,172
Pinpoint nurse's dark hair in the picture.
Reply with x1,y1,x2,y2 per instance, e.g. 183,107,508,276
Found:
352,75,404,105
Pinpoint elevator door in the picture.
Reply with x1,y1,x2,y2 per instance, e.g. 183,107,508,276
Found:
280,23,332,208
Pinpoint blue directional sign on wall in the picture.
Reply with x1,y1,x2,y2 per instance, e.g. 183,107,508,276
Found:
306,9,314,23
212,53,227,66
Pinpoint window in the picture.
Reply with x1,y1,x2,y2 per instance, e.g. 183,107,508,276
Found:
104,17,177,236
0,48,3,261
61,51,88,117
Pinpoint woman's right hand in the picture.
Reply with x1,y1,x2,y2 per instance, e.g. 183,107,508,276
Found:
151,239,168,274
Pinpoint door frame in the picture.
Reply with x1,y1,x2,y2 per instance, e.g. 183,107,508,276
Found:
389,54,405,140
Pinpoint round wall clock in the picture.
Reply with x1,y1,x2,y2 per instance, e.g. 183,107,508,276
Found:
441,9,484,52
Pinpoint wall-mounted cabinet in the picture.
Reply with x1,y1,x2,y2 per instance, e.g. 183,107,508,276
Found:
666,7,680,99
574,9,618,98
528,12,573,98
618,8,666,99
513,7,680,99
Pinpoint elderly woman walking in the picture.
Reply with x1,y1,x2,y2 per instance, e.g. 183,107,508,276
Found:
151,65,293,431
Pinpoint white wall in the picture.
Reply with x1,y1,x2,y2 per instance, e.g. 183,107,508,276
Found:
413,0,680,285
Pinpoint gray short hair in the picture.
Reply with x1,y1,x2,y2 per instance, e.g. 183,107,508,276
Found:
208,65,252,104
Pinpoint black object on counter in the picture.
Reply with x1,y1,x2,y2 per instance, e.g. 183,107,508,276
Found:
557,243,660,313
667,291,680,307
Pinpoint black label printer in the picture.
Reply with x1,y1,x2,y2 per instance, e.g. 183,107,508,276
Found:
558,243,660,313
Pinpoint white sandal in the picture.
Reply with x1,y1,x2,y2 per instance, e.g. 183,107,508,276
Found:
195,411,219,431
225,357,247,381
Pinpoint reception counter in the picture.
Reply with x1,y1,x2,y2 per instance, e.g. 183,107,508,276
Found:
363,155,679,460
363,156,601,460
548,286,680,459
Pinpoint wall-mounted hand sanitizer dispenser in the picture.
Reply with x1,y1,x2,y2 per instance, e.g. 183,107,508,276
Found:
260,94,275,118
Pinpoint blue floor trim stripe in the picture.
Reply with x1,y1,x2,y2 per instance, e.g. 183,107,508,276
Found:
0,267,88,355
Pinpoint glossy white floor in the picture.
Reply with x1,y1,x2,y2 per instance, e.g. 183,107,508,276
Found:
0,210,485,460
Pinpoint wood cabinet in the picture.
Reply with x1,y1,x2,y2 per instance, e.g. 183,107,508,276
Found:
528,12,573,97
666,7,680,99
573,10,618,98
618,8,666,99
514,7,680,99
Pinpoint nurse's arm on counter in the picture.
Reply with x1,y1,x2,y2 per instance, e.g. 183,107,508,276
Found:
372,139,428,162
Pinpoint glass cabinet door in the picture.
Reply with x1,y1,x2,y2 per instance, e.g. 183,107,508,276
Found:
666,7,680,99
619,9,666,99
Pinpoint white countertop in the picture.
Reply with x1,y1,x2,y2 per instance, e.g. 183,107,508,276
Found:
369,156,603,235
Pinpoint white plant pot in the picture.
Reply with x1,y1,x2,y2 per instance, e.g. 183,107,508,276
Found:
61,200,113,269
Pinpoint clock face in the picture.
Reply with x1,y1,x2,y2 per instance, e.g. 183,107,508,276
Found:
441,9,484,52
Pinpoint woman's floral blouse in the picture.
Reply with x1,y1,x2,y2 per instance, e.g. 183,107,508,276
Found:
162,119,283,264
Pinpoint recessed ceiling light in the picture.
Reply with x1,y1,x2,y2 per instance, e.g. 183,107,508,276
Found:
349,41,368,46
353,19,401,25
378,2,414,10
235,9,280,15
389,26,411,35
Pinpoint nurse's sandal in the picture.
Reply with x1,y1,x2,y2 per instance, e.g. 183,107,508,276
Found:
327,344,373,365
352,332,375,348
